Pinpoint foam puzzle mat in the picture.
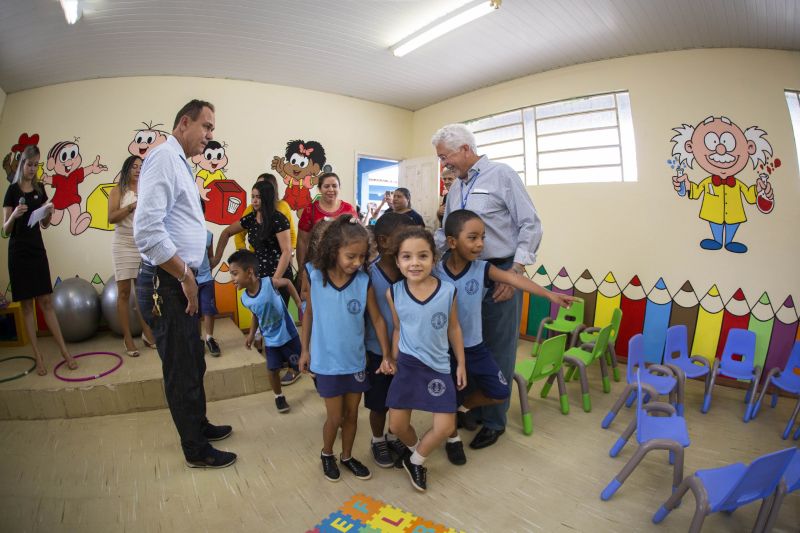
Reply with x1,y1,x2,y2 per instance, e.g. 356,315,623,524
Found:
308,493,465,533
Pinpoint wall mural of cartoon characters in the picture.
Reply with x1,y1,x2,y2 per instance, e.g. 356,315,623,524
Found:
271,139,328,212
113,122,168,182
192,140,229,201
43,139,107,235
670,116,778,253
3,133,44,183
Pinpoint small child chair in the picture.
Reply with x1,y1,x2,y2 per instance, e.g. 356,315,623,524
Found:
761,448,800,532
652,447,797,533
662,325,710,414
602,334,682,428
514,334,569,435
701,328,762,422
540,297,585,343
751,341,800,439
600,368,690,501
571,307,622,382
562,324,613,412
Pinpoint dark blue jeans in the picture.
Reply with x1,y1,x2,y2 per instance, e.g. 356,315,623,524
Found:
477,258,523,431
137,263,209,460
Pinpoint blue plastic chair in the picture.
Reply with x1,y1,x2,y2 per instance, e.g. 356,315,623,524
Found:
761,448,800,531
602,334,682,428
652,447,797,533
662,325,711,413
600,368,690,501
701,328,762,422
752,341,800,439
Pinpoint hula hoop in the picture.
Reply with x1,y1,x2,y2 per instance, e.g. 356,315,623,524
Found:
53,351,123,382
0,355,37,383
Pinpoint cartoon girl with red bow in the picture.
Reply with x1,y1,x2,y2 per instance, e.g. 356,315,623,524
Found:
271,139,326,211
43,140,107,235
670,116,774,254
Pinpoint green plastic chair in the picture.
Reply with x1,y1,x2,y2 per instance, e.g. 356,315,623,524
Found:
514,334,569,435
541,297,585,337
563,324,613,412
571,307,622,382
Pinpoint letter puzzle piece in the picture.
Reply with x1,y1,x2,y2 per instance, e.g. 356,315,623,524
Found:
340,493,384,523
366,504,418,533
316,510,365,533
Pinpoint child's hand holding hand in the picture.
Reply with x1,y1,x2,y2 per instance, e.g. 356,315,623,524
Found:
455,364,467,390
244,331,255,350
549,292,577,309
299,351,311,373
377,357,395,375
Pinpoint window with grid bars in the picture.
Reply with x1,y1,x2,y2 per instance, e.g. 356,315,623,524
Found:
785,90,800,173
465,91,638,185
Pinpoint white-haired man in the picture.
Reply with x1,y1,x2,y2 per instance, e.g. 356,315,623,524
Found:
432,123,542,450
671,116,774,254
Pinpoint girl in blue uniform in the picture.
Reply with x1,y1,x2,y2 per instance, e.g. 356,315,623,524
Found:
381,227,466,492
363,212,414,467
299,215,391,483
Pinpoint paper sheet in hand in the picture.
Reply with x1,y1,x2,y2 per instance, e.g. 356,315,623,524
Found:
27,204,51,228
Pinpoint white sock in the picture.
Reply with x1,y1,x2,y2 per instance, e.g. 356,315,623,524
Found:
458,405,469,413
205,334,213,341
274,393,284,399
372,435,386,443
447,435,461,443
407,440,419,454
410,450,426,465
385,433,398,442
321,451,334,457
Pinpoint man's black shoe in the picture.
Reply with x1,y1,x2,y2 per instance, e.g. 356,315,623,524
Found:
469,426,505,449
203,423,233,441
185,446,237,469
445,440,467,465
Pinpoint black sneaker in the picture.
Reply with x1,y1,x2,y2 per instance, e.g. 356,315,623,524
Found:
321,453,340,482
402,453,427,492
185,446,237,469
457,410,478,431
371,439,394,468
340,456,372,480
388,439,407,469
280,368,301,386
445,440,467,466
275,395,290,413
203,423,233,442
206,337,221,357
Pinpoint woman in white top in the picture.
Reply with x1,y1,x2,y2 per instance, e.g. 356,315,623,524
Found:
108,155,155,356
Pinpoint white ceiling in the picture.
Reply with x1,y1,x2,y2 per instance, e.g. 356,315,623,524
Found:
1,0,799,111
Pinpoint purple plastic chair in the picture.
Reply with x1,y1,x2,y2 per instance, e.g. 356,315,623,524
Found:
752,341,800,439
701,328,762,422
652,447,797,533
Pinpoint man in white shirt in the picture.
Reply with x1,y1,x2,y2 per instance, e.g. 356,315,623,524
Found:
433,123,542,450
134,100,237,468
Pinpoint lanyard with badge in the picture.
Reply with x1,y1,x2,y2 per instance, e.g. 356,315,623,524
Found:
460,168,481,209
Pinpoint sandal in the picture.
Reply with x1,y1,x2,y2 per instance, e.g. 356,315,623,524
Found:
141,334,156,349
123,341,140,358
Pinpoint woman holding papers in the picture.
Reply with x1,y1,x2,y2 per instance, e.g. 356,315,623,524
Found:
3,145,77,375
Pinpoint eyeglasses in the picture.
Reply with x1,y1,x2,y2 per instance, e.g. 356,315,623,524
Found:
437,150,461,162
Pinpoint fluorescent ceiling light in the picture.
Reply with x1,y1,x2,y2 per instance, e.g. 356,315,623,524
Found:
391,0,501,57
60,0,82,25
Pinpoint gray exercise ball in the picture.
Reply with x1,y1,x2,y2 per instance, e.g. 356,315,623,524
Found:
101,275,142,337
52,277,100,342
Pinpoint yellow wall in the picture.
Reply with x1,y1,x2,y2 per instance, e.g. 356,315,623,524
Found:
412,48,800,302
0,76,412,286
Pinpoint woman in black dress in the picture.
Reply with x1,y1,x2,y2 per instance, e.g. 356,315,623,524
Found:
2,146,77,375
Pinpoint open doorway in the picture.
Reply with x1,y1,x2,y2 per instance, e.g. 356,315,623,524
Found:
356,155,399,219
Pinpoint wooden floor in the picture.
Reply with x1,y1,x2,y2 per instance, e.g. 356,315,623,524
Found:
0,340,797,532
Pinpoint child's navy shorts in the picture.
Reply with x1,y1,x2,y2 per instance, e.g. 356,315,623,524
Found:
364,351,393,413
265,335,301,371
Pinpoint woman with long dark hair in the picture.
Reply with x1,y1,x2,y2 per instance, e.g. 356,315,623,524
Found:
2,146,77,375
212,180,291,281
108,155,156,356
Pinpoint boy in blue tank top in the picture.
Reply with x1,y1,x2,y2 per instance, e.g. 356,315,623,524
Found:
228,250,302,414
380,227,467,493
363,212,414,468
437,210,575,464
299,215,391,484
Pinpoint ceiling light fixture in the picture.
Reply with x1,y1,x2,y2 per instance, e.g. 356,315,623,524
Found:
391,0,501,58
59,0,82,25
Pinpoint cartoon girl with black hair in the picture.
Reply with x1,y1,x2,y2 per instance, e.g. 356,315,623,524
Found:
271,139,326,212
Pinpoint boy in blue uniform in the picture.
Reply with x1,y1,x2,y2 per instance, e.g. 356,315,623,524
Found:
228,250,302,413
436,210,575,464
